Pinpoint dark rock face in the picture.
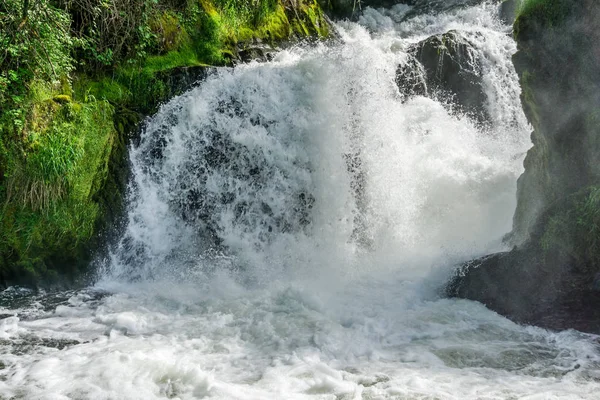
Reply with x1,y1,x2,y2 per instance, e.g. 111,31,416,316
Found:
395,55,427,98
447,248,600,333
511,0,600,242
157,66,211,100
448,0,600,334
499,0,522,25
396,31,489,124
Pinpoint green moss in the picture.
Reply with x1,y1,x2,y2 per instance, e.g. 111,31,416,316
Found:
72,47,208,115
215,0,329,48
251,4,291,41
150,11,190,54
540,187,600,269
144,47,208,72
74,77,130,105
1,93,119,285
72,0,330,116
515,0,572,39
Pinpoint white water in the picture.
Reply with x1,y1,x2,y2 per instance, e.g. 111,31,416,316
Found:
2,2,600,399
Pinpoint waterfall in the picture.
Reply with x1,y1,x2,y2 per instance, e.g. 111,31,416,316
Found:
103,1,530,286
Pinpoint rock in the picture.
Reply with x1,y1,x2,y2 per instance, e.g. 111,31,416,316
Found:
448,178,600,334
499,0,522,25
237,46,275,63
395,55,427,99
156,65,211,99
511,0,600,242
447,243,600,333
447,1,600,333
397,31,490,124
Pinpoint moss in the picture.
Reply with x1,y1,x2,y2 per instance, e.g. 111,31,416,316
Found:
72,0,330,116
150,11,190,54
251,4,291,41
0,94,120,285
74,76,130,105
52,95,72,104
514,0,572,40
539,187,600,271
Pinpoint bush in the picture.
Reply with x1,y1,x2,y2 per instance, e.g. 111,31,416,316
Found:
0,0,74,126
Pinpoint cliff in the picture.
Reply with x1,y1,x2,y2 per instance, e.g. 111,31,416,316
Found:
448,0,600,333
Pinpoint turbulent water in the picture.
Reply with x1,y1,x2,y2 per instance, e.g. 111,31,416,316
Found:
2,2,600,399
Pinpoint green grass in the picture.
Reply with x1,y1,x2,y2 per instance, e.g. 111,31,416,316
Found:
0,82,118,284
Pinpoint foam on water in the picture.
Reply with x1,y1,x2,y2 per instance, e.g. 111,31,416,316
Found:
2,2,600,399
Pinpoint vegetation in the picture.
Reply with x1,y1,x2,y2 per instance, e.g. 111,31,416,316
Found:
540,187,600,269
0,0,329,286
514,0,572,38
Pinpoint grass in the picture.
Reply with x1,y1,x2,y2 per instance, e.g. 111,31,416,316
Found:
0,80,119,284
541,187,600,268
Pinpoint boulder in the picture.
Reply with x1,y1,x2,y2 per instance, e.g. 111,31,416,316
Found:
447,247,600,333
395,55,427,99
397,31,490,124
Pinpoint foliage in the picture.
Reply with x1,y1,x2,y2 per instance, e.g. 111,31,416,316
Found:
213,0,278,30
1,96,117,284
541,187,600,269
0,0,74,130
55,0,158,70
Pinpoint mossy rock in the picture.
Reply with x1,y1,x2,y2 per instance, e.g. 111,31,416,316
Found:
499,0,523,24
514,0,573,40
448,186,600,333
0,98,125,287
449,0,600,333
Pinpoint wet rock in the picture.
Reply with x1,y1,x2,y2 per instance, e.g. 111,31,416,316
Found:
397,30,490,124
447,246,600,334
155,65,211,100
395,55,427,99
448,186,600,334
237,46,275,63
499,0,522,25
